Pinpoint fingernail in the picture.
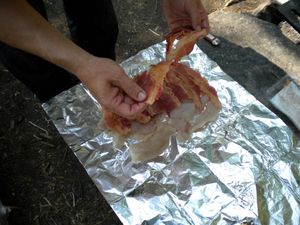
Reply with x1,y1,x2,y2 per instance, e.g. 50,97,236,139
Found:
138,91,146,101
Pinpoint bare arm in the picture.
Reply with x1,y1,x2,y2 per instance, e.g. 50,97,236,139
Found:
0,0,146,118
0,0,90,74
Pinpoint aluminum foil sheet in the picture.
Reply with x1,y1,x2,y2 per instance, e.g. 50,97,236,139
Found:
270,81,300,131
43,42,300,225
0,200,10,222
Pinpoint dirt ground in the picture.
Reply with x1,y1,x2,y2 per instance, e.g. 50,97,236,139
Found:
0,0,299,225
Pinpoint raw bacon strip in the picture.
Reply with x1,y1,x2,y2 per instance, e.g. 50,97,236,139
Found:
135,110,151,124
165,72,190,102
103,29,217,138
166,29,207,62
166,27,199,57
147,85,181,116
103,110,131,137
134,29,205,105
174,63,221,109
169,64,202,109
134,71,152,93
135,62,171,105
166,28,188,55
138,28,207,106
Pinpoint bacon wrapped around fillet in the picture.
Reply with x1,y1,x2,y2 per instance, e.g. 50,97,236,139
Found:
103,29,221,137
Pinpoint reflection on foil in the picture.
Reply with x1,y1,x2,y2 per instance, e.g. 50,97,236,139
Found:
270,81,300,131
43,42,300,225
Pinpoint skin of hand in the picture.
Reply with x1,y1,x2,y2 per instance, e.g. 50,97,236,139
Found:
162,0,209,33
0,0,146,118
77,57,147,118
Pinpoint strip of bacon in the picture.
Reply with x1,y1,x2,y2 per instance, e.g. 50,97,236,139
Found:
102,109,131,136
169,64,202,109
103,28,217,137
135,110,151,124
147,85,181,116
134,28,206,106
144,61,171,105
165,71,190,102
166,29,207,62
174,63,221,109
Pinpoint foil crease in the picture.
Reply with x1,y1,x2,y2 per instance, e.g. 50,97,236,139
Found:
270,81,300,131
43,42,300,225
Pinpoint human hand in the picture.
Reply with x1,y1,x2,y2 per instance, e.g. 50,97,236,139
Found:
162,0,209,33
77,57,147,118
0,0,146,118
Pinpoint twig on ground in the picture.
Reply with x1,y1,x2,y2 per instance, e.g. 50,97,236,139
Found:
41,141,55,148
33,134,42,140
71,192,76,207
148,28,160,37
28,121,49,135
50,217,58,225
39,133,53,140
43,197,53,208
62,193,72,208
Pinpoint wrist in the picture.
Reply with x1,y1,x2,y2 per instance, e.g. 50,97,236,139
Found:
72,55,113,84
62,49,96,81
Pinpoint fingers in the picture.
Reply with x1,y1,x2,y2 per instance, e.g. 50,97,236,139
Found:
113,73,147,102
78,57,147,119
116,101,147,119
108,86,147,119
191,10,209,33
102,61,147,118
185,0,209,33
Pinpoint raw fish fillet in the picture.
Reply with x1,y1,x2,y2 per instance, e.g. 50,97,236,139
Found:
103,29,221,162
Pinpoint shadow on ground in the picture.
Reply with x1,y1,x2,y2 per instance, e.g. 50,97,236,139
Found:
199,37,299,135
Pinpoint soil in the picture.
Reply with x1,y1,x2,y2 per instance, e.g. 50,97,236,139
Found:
0,69,123,225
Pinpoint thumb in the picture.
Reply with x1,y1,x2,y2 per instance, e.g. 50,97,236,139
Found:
114,74,147,102
191,10,208,32
191,12,202,31
186,2,208,32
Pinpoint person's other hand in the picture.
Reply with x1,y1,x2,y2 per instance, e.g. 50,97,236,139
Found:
163,0,209,33
77,57,147,119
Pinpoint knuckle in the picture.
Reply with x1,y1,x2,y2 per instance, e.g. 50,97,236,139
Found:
123,112,135,119
101,99,110,109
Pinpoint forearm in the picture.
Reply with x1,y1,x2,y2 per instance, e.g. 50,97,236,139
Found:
0,0,92,77
0,0,147,117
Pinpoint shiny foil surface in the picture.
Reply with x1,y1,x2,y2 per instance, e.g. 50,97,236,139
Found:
270,81,300,131
43,42,300,225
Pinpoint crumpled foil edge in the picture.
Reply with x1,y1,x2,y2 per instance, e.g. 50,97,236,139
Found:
43,42,300,225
